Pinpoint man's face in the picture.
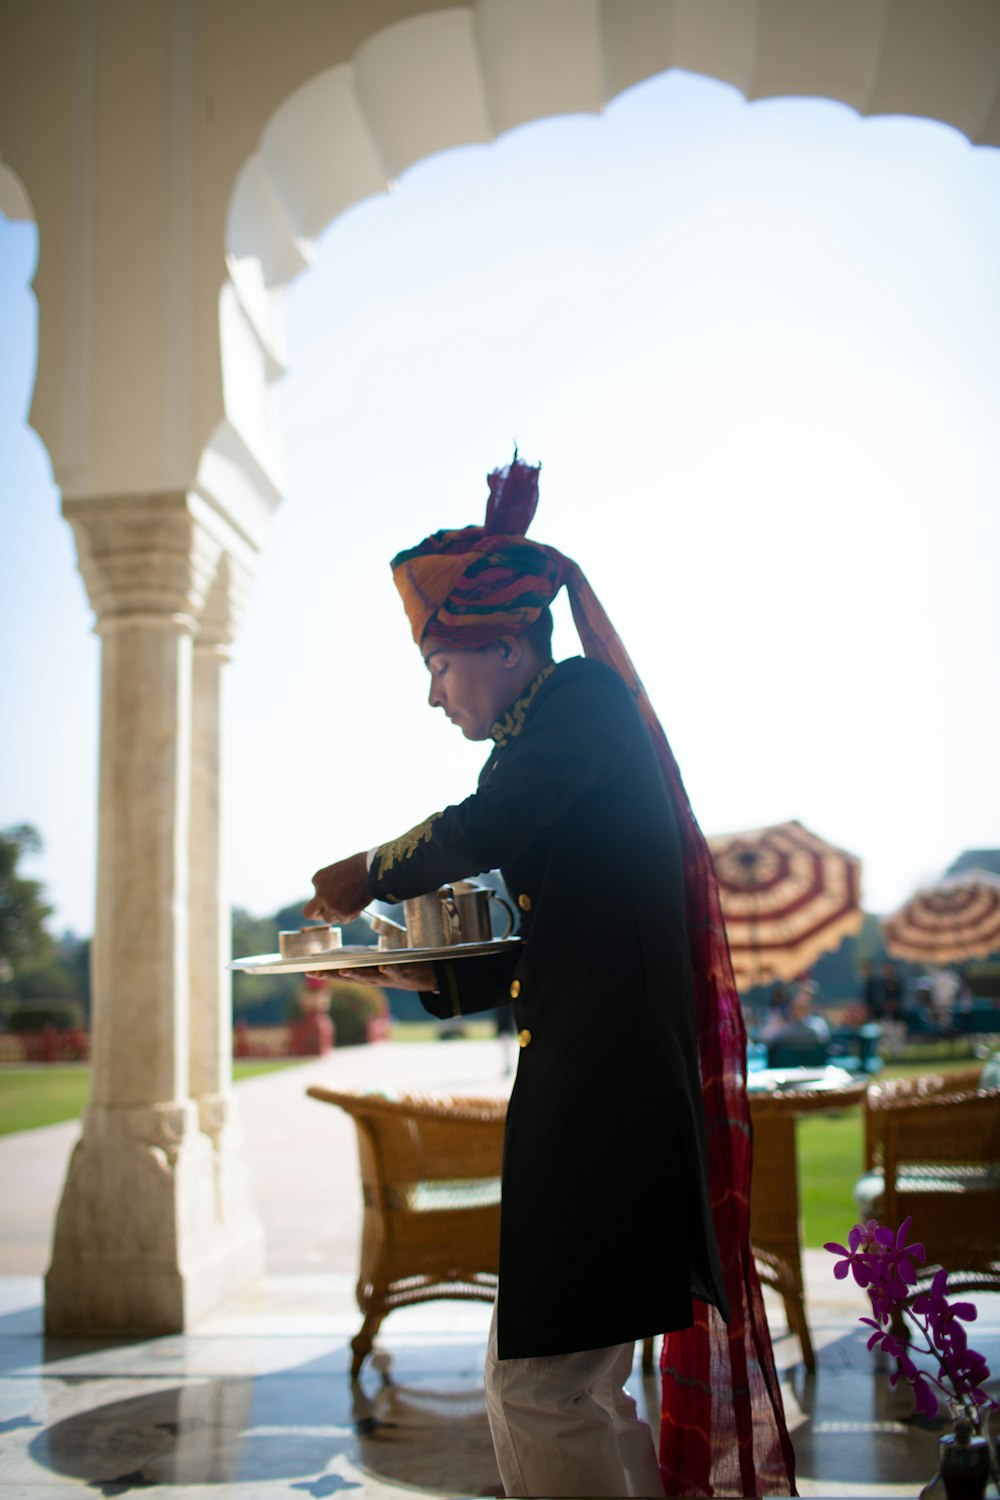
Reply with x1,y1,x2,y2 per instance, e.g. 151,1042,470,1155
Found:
422,637,516,741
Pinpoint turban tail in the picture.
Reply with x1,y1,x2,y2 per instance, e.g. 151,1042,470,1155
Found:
391,460,796,1498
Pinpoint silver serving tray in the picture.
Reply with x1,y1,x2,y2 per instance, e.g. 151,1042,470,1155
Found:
230,936,521,976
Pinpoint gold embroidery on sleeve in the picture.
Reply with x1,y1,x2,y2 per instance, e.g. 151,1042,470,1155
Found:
490,662,556,750
374,811,443,877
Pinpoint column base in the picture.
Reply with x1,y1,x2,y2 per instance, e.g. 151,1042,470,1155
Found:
44,1101,265,1335
45,1225,265,1335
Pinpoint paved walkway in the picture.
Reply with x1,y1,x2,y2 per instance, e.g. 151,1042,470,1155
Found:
0,1040,514,1278
1,1040,997,1498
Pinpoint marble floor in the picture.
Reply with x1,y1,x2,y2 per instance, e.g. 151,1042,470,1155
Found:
2,1267,997,1499
1,1044,997,1497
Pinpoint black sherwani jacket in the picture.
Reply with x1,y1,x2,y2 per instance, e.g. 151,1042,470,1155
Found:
367,657,729,1359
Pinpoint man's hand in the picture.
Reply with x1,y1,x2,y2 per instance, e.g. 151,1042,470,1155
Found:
303,852,370,923
309,963,434,992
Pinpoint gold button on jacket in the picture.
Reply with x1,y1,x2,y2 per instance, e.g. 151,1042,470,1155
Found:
518,893,532,911
509,979,521,999
518,1028,532,1048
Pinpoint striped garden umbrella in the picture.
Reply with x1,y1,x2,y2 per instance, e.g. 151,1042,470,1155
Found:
707,819,864,992
881,870,1000,963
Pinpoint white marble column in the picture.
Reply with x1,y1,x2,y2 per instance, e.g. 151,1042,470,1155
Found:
189,555,261,1245
46,493,263,1333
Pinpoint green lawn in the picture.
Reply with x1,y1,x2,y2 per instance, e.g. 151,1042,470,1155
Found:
797,1059,978,1248
0,1060,296,1137
0,1031,492,1134
798,1107,864,1249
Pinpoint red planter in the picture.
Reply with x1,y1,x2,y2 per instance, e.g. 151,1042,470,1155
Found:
290,1015,335,1056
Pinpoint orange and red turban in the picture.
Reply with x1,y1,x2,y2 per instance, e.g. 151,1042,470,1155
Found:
389,455,797,1498
391,456,558,648
390,454,647,700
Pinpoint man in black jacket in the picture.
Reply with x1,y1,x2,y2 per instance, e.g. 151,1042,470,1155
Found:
305,457,793,1499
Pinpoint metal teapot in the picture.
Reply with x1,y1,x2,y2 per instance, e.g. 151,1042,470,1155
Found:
402,881,515,948
448,880,516,943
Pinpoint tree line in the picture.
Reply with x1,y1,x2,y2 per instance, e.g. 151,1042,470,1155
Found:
0,825,90,1031
0,827,429,1030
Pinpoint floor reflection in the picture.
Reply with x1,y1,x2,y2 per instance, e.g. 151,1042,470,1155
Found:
779,1319,998,1498
352,1353,502,1497
11,1305,502,1497
30,1376,357,1488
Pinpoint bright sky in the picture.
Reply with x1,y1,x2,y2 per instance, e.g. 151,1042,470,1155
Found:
2,70,999,936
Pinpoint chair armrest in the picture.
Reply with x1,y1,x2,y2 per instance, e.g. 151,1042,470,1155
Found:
307,1085,508,1124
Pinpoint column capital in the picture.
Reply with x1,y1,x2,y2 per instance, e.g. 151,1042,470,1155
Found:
195,552,255,658
63,491,225,631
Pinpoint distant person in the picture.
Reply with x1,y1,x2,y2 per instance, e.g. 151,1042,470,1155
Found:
955,974,975,1019
928,967,960,1027
880,962,908,1056
859,960,884,1020
911,976,934,1030
757,982,791,1042
771,981,830,1047
882,962,906,1016
863,959,907,1017
790,981,831,1041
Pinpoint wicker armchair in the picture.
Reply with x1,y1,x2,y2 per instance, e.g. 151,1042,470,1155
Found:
748,1079,868,1373
855,1068,1000,1298
307,1087,506,1378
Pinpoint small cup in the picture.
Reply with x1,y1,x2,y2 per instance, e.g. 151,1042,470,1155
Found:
369,913,407,951
278,925,343,959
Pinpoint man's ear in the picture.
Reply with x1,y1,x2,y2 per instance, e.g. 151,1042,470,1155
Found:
497,635,523,668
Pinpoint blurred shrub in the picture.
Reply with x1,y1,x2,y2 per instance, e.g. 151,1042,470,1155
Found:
325,981,387,1047
11,962,80,1000
7,999,86,1032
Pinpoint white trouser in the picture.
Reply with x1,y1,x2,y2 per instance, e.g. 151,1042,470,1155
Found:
484,1300,666,1498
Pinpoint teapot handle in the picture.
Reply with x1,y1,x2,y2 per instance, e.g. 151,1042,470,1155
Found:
441,890,463,941
488,890,516,940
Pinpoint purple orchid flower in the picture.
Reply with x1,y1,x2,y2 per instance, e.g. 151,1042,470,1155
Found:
825,1218,997,1431
825,1220,882,1285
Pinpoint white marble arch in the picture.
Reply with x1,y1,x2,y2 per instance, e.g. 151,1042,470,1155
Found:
221,0,1000,529
1,0,997,1335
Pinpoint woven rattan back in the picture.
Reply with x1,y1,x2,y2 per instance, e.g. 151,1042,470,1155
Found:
307,1087,507,1377
863,1069,984,1168
863,1072,1000,1289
